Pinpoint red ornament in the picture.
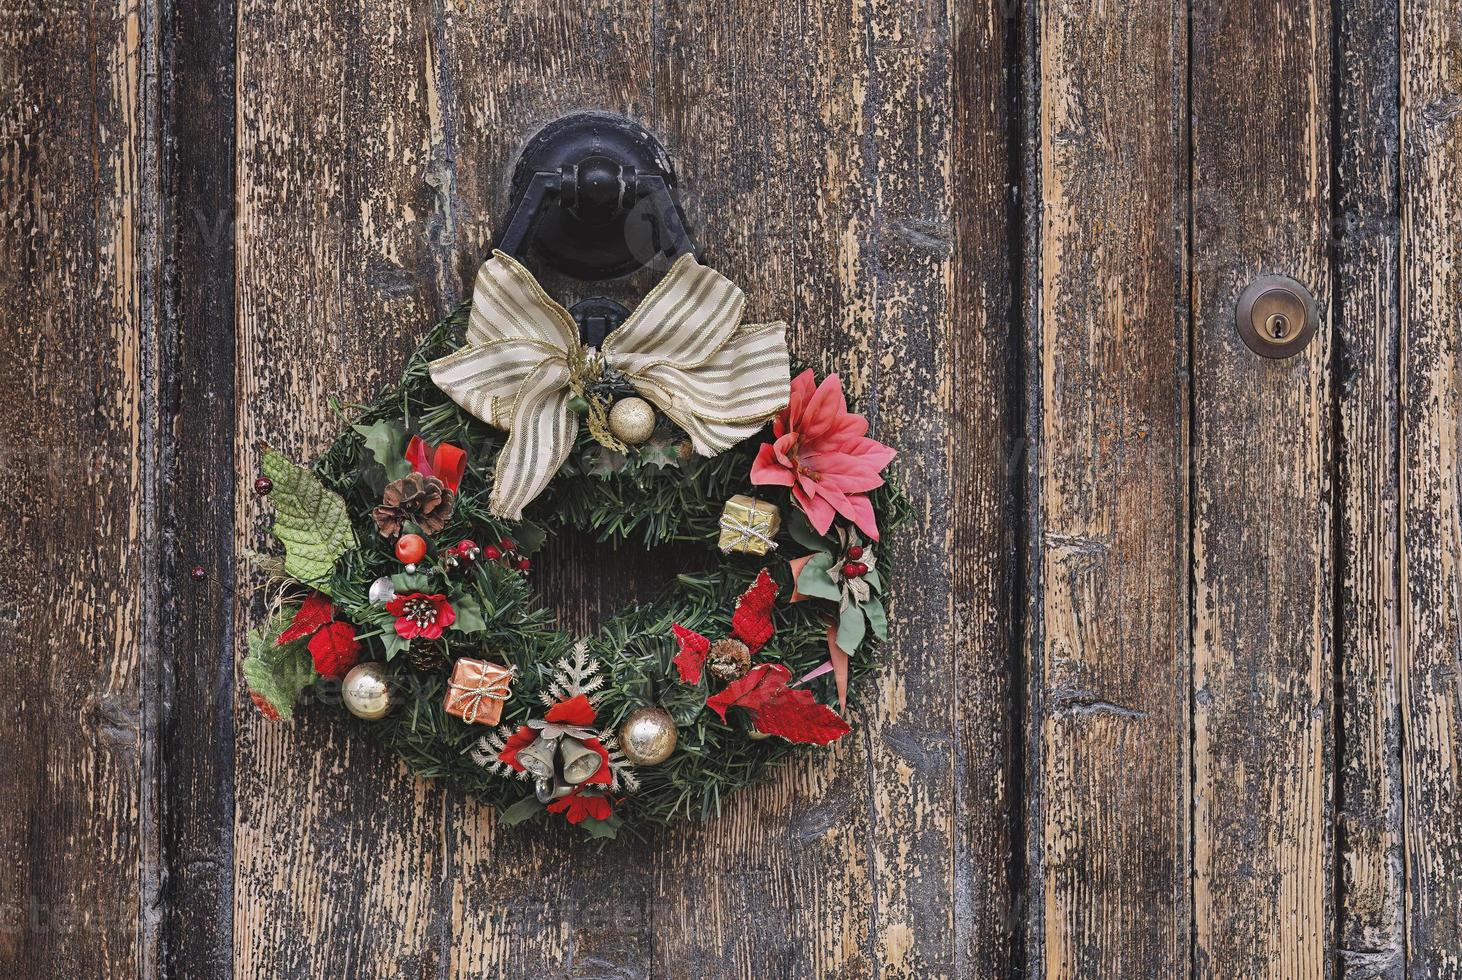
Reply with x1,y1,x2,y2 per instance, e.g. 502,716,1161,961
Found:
483,545,502,561
254,476,273,495
308,621,361,678
396,534,427,563
846,545,864,560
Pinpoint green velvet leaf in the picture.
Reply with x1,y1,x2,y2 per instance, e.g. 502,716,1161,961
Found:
836,603,867,654
498,796,544,827
262,450,356,586
797,552,843,602
242,615,317,719
863,596,888,641
352,420,411,481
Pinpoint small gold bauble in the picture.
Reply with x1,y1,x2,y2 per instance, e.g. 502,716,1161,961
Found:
341,662,394,720
618,706,678,765
608,396,656,445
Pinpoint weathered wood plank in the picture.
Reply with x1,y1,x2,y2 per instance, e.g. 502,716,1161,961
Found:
1398,2,1462,973
1334,0,1403,975
1189,0,1335,975
1028,0,1190,975
0,0,157,974
159,0,240,973
233,0,451,974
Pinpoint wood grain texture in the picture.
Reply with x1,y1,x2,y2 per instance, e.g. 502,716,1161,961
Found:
1334,0,1403,975
159,0,239,973
0,0,157,975
1398,2,1462,973
1030,0,1190,976
1189,0,1335,976
233,0,450,975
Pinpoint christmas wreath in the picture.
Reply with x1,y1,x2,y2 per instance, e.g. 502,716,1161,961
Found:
243,251,906,838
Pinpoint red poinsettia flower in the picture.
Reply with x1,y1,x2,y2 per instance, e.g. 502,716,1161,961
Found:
673,569,778,684
308,621,361,678
405,435,467,493
547,788,614,825
750,369,896,540
385,592,455,640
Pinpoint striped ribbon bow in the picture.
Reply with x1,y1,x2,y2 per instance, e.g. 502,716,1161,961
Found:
429,250,791,519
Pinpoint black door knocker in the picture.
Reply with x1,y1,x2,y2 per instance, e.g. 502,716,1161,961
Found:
495,112,699,347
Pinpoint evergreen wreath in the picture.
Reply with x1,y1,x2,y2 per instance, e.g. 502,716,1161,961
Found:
243,253,907,839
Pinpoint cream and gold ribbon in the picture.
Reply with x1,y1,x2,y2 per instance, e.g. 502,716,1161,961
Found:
429,250,791,519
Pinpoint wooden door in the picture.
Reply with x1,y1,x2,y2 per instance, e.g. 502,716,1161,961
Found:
2,0,1459,977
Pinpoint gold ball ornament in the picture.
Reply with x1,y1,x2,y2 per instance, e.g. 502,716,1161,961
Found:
608,396,656,445
618,707,678,765
341,662,395,720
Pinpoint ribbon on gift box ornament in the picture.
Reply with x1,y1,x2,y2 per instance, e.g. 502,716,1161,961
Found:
428,250,793,519
717,511,780,553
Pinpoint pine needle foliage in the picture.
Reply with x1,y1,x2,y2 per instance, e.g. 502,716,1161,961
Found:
262,305,910,832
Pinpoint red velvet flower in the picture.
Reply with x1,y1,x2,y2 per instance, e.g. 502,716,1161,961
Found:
750,369,896,540
547,789,614,825
307,621,361,678
385,592,455,640
673,569,778,684
405,435,467,493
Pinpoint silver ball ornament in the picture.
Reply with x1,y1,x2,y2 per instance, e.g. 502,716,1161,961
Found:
608,396,656,445
368,575,396,606
618,706,678,765
341,662,395,720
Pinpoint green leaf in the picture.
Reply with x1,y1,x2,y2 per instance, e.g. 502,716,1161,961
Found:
352,420,411,481
262,450,356,586
380,630,410,662
864,567,883,593
512,520,548,555
580,813,623,839
863,596,888,641
787,509,832,552
391,571,431,593
450,594,486,635
498,796,544,826
797,552,843,602
836,603,867,654
242,618,316,719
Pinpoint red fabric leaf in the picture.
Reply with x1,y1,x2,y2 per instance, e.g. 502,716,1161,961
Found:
705,663,792,721
546,693,597,727
497,725,538,771
672,624,711,684
307,621,361,678
754,688,851,745
278,590,334,644
730,568,779,654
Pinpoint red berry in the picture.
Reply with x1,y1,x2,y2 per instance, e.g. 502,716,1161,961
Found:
191,565,208,581
395,534,428,563
515,558,532,572
498,537,516,553
843,562,861,578
483,545,502,561
254,477,273,495
847,545,864,560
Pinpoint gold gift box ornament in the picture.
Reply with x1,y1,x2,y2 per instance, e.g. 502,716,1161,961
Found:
718,494,782,555
444,658,513,727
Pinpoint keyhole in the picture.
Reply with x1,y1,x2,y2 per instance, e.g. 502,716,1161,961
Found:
1266,313,1290,339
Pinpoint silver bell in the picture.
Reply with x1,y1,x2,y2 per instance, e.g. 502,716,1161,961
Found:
534,776,573,803
516,736,559,780
558,737,602,785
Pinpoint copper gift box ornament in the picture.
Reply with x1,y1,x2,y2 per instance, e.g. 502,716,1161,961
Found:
443,658,514,727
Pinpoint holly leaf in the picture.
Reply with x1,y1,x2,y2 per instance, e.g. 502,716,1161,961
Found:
391,571,431,594
379,629,410,662
787,509,832,552
449,594,486,635
242,619,316,720
755,688,851,745
276,590,334,644
637,436,681,470
586,446,628,478
352,420,411,481
836,603,867,654
262,450,355,586
512,520,547,555
580,813,623,839
498,796,544,827
863,596,888,641
796,553,843,602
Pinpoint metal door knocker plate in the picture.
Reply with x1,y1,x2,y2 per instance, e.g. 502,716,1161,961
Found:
1235,274,1318,358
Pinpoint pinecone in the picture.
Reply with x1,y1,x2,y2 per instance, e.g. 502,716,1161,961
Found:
406,645,447,673
372,472,453,537
707,638,752,681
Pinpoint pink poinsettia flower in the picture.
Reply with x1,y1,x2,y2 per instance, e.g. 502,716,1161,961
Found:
751,370,896,539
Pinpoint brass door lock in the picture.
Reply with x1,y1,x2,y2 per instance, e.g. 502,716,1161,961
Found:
1235,274,1319,358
